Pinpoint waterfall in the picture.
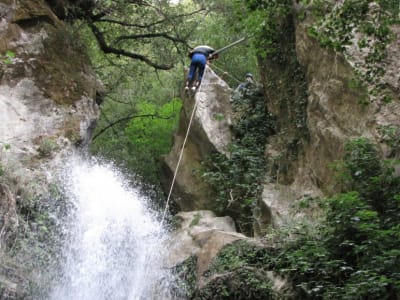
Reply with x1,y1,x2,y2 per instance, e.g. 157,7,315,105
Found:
49,157,178,300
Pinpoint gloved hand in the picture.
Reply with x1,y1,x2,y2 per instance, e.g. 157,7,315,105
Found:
209,53,219,60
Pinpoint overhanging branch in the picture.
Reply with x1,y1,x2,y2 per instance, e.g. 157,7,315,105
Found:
92,113,174,141
114,32,186,44
88,21,173,70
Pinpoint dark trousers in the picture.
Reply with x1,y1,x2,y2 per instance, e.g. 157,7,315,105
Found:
187,53,207,83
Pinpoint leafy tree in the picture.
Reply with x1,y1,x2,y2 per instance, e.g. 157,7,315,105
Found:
83,1,206,187
124,98,182,182
191,0,260,87
274,138,400,299
87,0,262,188
90,67,182,186
60,0,207,69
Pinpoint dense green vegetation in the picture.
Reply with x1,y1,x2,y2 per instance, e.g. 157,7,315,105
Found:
191,138,400,299
274,138,400,299
308,0,399,102
202,85,273,234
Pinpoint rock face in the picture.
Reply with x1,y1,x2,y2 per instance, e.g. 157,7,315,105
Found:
0,1,100,297
258,12,400,228
166,210,243,273
161,66,232,211
167,210,292,299
165,211,245,293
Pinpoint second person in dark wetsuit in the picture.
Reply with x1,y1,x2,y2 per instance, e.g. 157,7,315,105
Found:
185,45,218,92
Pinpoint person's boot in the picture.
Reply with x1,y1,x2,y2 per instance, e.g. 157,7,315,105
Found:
191,81,200,92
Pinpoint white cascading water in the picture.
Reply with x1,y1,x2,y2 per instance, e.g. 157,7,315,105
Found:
50,157,178,300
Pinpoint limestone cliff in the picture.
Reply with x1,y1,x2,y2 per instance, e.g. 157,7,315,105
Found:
163,3,400,233
259,5,400,228
0,1,100,298
161,66,232,211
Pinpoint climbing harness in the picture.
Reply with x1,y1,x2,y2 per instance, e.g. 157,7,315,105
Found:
161,66,209,225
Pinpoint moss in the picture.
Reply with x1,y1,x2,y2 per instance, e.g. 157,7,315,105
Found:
37,137,58,158
259,10,309,185
63,117,82,144
194,240,279,299
201,90,273,234
194,268,274,300
378,125,400,157
171,256,198,298
308,0,398,103
189,212,202,227
33,25,93,105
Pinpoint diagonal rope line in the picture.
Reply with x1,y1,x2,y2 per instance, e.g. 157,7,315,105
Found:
160,65,210,226
209,62,241,84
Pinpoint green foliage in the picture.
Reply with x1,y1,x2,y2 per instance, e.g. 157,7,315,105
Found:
196,240,276,299
38,138,58,158
1,51,15,64
189,212,202,227
205,240,273,275
195,267,274,300
343,137,381,181
308,0,398,102
172,256,198,299
203,137,400,299
281,190,400,299
342,138,400,216
231,0,292,58
271,138,400,299
125,98,181,158
379,125,400,156
121,98,181,184
202,91,273,234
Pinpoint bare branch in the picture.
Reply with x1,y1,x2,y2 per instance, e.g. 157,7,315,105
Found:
92,113,174,141
93,7,205,28
114,32,186,44
88,21,173,70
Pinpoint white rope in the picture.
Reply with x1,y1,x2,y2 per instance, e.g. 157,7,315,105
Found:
160,66,209,226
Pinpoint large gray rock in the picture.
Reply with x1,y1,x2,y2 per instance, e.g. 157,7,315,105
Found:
161,67,232,211
167,210,292,298
165,210,242,271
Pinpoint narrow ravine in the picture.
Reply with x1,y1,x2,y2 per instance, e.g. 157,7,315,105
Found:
49,156,178,300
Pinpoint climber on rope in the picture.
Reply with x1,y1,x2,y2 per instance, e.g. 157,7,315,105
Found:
184,45,219,93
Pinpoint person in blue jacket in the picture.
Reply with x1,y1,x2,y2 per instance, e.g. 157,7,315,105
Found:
185,45,218,92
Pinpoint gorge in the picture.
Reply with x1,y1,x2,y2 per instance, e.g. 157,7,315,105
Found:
1,0,399,299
